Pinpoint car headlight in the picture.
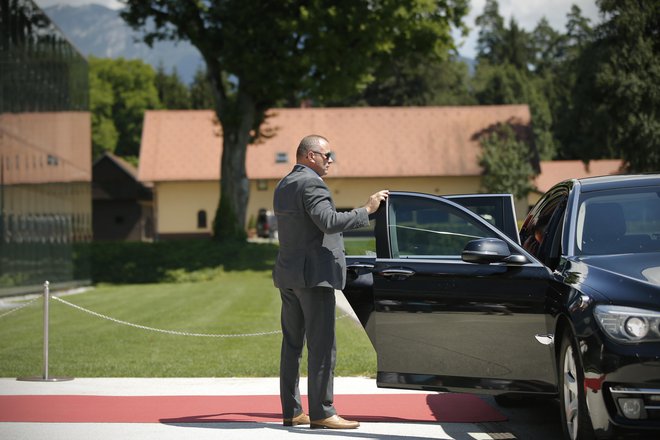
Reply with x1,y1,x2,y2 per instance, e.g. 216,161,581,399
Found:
594,305,660,343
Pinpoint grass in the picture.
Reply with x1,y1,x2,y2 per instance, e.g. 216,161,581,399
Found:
0,267,376,378
344,237,376,256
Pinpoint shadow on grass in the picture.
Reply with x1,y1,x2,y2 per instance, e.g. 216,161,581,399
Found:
82,239,279,284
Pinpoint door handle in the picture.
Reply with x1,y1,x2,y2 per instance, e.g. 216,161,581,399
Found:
379,268,415,280
347,263,375,270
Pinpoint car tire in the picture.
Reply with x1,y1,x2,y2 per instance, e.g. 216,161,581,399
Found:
559,332,595,440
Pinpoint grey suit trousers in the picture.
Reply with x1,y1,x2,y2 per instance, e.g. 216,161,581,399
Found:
279,286,337,421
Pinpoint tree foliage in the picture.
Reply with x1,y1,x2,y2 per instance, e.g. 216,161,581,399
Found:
189,67,215,109
90,57,215,161
89,56,161,161
89,61,118,159
155,64,190,109
120,0,469,240
472,0,551,187
479,124,536,199
563,0,660,172
330,55,475,107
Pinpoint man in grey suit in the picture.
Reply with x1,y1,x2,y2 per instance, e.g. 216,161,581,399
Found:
273,134,388,429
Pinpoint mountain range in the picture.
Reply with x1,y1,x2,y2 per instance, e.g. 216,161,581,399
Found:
43,4,204,84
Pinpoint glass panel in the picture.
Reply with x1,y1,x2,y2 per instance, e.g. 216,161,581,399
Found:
1,0,91,295
388,195,498,258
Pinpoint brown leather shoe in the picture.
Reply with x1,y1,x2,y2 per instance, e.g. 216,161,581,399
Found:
283,412,310,427
310,414,360,429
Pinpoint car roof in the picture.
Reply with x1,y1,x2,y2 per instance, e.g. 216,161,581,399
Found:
574,174,660,193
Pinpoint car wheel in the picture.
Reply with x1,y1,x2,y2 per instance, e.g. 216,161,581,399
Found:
559,332,595,440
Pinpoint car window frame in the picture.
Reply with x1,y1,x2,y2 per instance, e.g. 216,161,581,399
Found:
375,191,538,264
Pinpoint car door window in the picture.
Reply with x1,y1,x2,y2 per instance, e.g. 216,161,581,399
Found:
387,195,500,258
520,186,569,261
537,202,566,269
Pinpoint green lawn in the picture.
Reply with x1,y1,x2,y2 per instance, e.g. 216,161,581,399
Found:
0,270,376,378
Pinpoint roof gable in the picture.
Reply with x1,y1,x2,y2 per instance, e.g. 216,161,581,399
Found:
138,106,531,183
93,152,152,200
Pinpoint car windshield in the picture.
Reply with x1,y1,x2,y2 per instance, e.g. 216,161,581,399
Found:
575,187,660,255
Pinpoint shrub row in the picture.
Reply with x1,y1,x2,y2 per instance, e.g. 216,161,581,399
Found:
76,239,279,284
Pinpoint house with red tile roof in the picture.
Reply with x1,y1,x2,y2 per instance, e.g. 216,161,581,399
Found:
530,159,625,206
138,105,535,239
534,159,625,194
137,106,625,240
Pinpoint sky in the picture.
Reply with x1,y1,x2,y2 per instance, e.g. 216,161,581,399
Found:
35,0,602,59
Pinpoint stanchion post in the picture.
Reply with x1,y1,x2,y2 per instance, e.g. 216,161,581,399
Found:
43,280,50,380
17,281,73,382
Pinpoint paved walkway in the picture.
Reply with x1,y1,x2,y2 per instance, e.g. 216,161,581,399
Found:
0,377,506,440
1,292,513,439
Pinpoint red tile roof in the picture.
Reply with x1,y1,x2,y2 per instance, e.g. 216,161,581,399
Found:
534,160,625,193
138,106,531,182
0,112,91,184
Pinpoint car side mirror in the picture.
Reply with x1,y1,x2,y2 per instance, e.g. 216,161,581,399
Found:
462,238,527,265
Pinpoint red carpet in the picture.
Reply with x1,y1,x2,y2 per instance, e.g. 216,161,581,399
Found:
0,393,505,424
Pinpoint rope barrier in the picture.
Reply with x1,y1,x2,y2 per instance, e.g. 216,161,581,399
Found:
9,281,356,381
51,295,350,338
0,296,40,320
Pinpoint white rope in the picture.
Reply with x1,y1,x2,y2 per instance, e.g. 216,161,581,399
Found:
0,297,40,320
52,295,349,338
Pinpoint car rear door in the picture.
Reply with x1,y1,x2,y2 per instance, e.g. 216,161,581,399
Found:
368,192,557,395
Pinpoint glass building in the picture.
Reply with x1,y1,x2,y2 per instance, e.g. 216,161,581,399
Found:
1,0,92,296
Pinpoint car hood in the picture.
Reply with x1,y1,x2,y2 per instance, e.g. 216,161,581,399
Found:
575,252,660,304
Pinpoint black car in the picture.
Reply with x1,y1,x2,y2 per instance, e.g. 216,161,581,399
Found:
343,174,660,440
256,209,278,239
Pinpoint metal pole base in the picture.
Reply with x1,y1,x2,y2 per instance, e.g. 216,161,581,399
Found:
17,376,74,382
16,281,74,383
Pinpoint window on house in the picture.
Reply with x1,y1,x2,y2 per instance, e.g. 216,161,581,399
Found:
276,152,288,163
197,210,207,229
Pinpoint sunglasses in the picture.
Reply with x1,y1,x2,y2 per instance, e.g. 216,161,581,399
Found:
310,150,334,160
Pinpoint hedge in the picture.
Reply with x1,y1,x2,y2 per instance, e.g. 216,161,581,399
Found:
77,239,279,284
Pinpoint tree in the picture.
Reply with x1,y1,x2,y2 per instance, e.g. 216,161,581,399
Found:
328,55,475,107
565,0,660,171
472,61,552,165
189,67,215,109
479,124,536,199
155,63,190,109
548,5,595,160
121,0,469,240
476,0,534,71
89,60,118,159
473,0,555,162
531,18,566,75
89,56,161,161
475,0,506,65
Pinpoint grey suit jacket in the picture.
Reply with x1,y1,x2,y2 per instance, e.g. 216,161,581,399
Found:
272,164,370,290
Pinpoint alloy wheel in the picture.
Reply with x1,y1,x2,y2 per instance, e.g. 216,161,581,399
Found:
563,343,579,440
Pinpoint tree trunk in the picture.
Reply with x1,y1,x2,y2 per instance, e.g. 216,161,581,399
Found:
212,90,255,241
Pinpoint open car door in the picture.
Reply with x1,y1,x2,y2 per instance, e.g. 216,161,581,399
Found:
344,192,557,396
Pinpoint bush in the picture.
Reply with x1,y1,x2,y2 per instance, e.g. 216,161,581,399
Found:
89,239,279,284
